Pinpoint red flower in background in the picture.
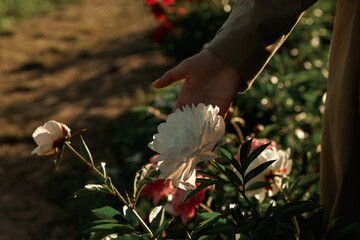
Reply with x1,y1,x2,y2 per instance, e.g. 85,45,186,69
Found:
151,3,166,22
143,155,209,224
142,179,174,205
169,186,207,224
145,0,157,4
163,0,175,5
152,22,172,43
141,155,175,205
145,0,175,5
177,6,187,15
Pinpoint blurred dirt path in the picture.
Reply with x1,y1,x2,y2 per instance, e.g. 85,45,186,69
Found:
0,1,170,239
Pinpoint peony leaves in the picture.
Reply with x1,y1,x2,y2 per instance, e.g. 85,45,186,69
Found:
218,139,276,192
183,178,217,203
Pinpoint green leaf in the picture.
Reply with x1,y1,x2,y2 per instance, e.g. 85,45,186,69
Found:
149,206,165,232
198,212,221,220
222,166,243,186
197,170,222,181
289,173,319,194
79,135,94,166
85,223,134,233
191,214,222,237
147,168,160,178
198,235,217,240
210,160,242,185
92,206,123,220
73,184,112,198
274,201,320,218
132,164,152,198
328,222,360,239
239,139,252,168
203,223,235,235
123,206,138,228
91,219,118,225
244,160,276,184
154,219,173,239
220,148,244,177
252,217,276,240
229,204,245,222
227,221,255,235
265,202,275,217
137,177,158,192
183,179,216,203
243,142,271,172
219,147,232,160
245,181,272,191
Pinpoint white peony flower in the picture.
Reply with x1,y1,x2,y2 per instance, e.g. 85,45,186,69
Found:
148,104,225,190
244,148,292,202
31,120,71,156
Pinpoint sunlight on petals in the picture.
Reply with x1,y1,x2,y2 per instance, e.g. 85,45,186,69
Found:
148,104,225,190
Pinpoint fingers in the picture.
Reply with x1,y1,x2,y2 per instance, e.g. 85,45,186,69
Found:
153,62,187,88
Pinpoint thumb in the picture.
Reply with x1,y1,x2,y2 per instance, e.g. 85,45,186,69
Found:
153,63,187,88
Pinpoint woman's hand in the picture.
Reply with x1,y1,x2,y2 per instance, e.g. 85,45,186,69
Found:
153,50,241,117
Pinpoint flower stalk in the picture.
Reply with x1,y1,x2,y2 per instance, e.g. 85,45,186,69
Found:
64,141,154,238
210,159,260,217
230,119,245,144
272,179,300,240
131,208,154,238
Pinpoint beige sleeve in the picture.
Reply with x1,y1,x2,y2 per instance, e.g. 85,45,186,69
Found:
206,0,317,91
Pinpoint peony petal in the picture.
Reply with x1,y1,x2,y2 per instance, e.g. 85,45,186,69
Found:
31,144,55,155
180,160,197,184
148,104,225,192
178,170,197,190
32,128,54,146
44,120,63,140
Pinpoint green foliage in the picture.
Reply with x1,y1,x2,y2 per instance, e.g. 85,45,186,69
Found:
232,1,336,181
146,0,234,59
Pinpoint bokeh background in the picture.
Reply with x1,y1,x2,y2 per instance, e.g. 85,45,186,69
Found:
0,0,335,239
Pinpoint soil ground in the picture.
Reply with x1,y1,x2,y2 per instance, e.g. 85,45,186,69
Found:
0,1,171,239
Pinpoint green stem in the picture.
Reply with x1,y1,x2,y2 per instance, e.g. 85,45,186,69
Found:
65,141,105,179
210,160,260,216
64,141,153,237
230,119,245,144
131,208,154,238
273,180,300,239
133,185,145,209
